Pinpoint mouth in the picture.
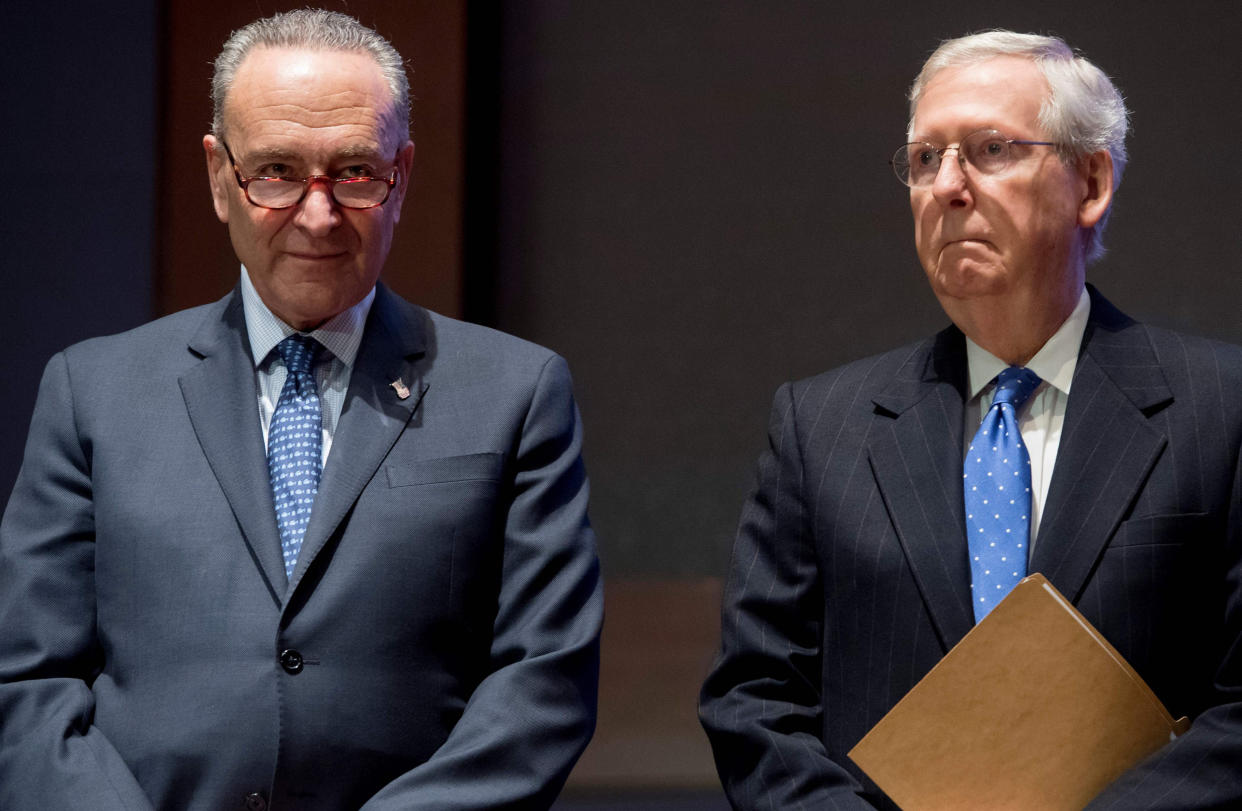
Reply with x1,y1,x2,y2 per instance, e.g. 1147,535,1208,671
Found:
285,250,348,261
940,238,994,254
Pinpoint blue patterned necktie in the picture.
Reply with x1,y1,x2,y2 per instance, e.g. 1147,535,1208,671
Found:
268,335,323,580
964,366,1042,622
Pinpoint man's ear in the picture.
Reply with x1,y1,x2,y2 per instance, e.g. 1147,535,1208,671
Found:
1078,150,1113,229
203,134,230,224
388,139,416,223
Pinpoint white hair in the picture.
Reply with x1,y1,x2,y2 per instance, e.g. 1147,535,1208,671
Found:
908,31,1129,263
211,9,410,144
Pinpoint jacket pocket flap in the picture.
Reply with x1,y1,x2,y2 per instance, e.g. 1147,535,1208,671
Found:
386,453,505,487
1111,512,1212,548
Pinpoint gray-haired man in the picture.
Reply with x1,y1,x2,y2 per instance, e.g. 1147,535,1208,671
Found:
0,10,601,809
702,30,1242,809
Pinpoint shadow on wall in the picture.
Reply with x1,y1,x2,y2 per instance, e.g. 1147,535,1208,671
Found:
564,579,726,798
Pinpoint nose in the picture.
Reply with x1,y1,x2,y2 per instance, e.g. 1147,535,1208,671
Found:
292,179,341,236
930,146,970,208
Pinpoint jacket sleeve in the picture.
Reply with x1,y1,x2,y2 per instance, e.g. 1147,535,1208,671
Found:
0,352,155,810
699,383,877,810
360,353,603,810
1086,441,1242,809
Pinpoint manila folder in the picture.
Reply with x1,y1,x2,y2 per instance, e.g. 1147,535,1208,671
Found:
847,573,1189,810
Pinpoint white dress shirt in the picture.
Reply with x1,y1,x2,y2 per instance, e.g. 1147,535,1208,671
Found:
963,287,1090,556
239,266,375,465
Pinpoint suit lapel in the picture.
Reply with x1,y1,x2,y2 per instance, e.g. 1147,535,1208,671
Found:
288,286,429,592
1031,288,1172,602
868,329,976,651
180,290,287,604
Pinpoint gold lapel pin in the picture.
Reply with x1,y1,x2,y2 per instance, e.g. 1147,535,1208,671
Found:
390,378,411,400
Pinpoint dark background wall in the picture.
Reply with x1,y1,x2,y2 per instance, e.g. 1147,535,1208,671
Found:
1,0,158,501
5,0,1242,802
493,2,1242,582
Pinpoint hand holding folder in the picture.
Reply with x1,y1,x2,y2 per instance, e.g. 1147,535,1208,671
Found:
848,574,1189,810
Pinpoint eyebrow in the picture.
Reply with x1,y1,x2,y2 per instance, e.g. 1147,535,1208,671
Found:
239,144,387,164
908,126,1013,144
336,144,386,160
237,146,299,164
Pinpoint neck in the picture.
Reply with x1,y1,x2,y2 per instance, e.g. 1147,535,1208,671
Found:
942,284,1082,367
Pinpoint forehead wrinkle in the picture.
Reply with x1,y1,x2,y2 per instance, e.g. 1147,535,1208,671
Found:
223,48,404,158
913,59,1050,143
232,113,385,147
241,98,385,125
231,96,389,137
224,56,392,125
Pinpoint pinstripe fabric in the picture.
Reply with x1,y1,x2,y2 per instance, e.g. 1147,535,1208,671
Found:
701,287,1242,810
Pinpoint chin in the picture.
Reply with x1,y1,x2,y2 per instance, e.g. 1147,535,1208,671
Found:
928,260,1009,300
281,255,354,277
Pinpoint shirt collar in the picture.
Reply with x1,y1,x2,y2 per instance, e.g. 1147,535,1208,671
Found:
240,265,375,369
965,286,1090,400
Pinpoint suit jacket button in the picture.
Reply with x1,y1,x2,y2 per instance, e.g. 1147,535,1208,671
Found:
280,649,304,674
244,792,267,811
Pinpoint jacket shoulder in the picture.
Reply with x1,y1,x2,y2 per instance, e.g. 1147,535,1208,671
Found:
786,332,946,409
55,297,229,379
1141,323,1242,376
424,309,559,367
373,291,572,402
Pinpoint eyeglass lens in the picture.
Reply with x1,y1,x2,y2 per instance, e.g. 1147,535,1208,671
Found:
244,177,391,209
894,130,1017,187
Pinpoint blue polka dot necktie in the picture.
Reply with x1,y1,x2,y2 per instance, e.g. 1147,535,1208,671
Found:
964,366,1041,623
268,335,322,581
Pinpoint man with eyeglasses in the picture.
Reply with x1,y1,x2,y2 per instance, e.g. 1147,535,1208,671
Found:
0,10,601,810
701,30,1242,809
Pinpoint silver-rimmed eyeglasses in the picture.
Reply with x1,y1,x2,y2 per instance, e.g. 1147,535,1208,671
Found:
221,141,398,209
891,129,1056,187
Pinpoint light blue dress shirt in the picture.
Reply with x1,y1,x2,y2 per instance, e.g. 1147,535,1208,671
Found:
239,266,375,466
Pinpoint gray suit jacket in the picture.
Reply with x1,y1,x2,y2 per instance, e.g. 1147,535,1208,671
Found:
701,287,1242,809
0,284,602,810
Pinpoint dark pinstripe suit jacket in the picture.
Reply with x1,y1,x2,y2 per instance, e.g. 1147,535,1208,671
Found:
701,287,1242,810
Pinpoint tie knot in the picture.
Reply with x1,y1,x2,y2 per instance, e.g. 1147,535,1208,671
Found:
992,366,1041,411
276,334,321,376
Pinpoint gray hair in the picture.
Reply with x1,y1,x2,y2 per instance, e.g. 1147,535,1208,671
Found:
908,31,1129,263
211,9,409,144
